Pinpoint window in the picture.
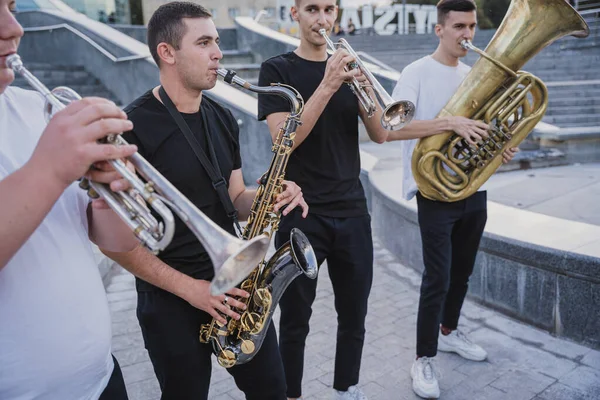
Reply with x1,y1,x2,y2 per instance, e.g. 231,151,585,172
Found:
265,7,275,17
228,7,239,20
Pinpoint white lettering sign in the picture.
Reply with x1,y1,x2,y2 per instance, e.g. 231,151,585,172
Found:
275,2,437,36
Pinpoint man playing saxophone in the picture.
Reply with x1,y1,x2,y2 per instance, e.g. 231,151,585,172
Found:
258,1,391,399
0,0,138,398
102,3,307,399
386,1,517,398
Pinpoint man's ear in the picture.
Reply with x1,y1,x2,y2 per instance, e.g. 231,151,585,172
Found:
157,42,176,66
434,23,443,38
290,5,299,21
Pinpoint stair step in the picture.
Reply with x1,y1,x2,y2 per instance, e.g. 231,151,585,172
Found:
545,104,600,115
13,75,100,87
542,113,600,125
548,97,600,107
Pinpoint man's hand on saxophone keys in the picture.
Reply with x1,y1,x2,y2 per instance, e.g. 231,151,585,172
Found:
273,180,309,217
183,280,250,325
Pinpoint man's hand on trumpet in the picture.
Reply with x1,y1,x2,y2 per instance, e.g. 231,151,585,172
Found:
323,48,360,92
29,97,137,190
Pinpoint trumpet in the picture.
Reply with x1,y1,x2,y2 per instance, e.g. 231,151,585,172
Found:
7,54,270,295
319,28,415,131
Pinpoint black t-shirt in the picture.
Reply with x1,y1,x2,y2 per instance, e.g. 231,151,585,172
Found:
257,51,368,218
123,90,242,291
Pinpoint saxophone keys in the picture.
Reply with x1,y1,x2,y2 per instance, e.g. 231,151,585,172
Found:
218,350,237,368
241,339,256,355
253,288,272,308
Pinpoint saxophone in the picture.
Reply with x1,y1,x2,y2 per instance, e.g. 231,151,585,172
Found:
199,69,318,368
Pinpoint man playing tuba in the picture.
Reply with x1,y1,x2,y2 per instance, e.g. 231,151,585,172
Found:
386,0,517,398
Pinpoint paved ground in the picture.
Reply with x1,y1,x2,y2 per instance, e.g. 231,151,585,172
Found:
108,239,600,400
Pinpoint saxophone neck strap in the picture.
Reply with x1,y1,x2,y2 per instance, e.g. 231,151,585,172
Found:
158,86,242,237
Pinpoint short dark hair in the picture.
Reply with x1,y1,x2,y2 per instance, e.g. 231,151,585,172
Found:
436,0,476,26
147,1,212,66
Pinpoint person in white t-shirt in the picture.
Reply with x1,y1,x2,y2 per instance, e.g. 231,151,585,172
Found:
0,1,140,398
386,1,518,398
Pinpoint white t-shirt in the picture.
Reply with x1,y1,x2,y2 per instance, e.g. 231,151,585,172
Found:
0,87,114,400
391,55,471,200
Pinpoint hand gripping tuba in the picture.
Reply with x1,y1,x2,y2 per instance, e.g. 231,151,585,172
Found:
412,0,589,202
199,69,318,368
7,54,270,295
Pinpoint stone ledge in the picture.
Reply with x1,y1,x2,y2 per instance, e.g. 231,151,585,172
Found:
360,150,600,349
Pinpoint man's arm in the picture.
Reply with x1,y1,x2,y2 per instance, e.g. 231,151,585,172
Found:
0,98,136,270
85,160,140,253
265,50,360,149
386,68,489,145
0,163,66,270
228,169,309,220
102,246,248,324
357,75,390,144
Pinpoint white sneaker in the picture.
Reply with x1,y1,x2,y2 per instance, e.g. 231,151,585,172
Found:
438,329,487,361
333,385,368,400
411,357,440,399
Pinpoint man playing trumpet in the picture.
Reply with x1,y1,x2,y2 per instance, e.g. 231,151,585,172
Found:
258,1,392,399
0,0,139,398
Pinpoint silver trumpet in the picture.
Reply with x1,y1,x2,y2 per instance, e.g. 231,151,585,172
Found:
7,54,270,295
319,28,415,131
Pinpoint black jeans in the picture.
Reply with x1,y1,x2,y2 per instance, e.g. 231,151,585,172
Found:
99,355,128,400
275,210,374,398
136,289,286,400
415,191,488,358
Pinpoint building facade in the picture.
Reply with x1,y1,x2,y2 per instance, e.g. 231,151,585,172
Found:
141,0,279,27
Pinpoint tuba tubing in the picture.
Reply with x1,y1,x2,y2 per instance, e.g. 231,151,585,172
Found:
412,0,590,202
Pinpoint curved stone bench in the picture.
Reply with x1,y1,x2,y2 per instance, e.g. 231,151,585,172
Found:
360,150,600,349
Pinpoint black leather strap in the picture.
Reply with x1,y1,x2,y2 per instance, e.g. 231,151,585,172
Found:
158,86,242,236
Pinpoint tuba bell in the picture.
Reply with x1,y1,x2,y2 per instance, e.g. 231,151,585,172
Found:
7,54,271,295
412,0,589,202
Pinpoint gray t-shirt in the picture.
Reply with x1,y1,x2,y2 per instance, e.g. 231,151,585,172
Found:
0,86,113,400
391,55,471,200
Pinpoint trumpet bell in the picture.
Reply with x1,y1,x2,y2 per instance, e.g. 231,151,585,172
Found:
382,100,416,131
210,234,271,295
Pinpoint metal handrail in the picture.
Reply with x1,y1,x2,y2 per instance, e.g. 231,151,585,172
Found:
355,51,398,73
23,24,150,63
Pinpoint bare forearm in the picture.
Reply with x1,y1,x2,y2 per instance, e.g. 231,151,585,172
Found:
233,189,257,221
89,207,139,253
290,84,336,150
361,94,389,144
0,163,66,270
386,117,453,141
102,246,196,300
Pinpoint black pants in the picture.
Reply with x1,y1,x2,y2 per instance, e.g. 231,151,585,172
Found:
415,191,488,358
275,210,374,398
99,355,128,400
136,289,286,400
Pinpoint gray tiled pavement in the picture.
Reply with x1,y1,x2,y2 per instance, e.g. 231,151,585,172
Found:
108,239,600,400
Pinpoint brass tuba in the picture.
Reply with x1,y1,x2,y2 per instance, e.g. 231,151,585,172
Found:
7,54,271,295
199,69,318,368
412,0,589,202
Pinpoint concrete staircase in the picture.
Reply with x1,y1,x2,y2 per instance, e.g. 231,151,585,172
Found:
344,14,600,131
11,62,120,104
